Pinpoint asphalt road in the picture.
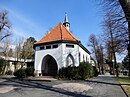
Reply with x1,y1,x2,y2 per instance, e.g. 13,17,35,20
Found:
0,75,127,97
85,75,127,97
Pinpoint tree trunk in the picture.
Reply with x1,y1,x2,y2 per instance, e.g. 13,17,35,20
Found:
128,21,130,76
119,0,130,76
109,63,112,75
97,61,101,74
113,51,118,77
101,46,104,74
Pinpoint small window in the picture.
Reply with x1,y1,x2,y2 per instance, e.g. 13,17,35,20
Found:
46,45,51,49
40,46,44,50
52,45,58,48
79,53,81,62
86,57,88,61
66,44,74,48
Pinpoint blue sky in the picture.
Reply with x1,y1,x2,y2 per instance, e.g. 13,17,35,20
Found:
0,0,102,47
0,0,126,62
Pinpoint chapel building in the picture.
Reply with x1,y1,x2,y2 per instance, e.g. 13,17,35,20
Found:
34,14,92,76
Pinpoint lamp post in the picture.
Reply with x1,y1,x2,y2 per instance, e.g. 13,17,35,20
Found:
112,59,115,75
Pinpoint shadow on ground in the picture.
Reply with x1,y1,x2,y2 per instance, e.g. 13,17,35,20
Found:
85,79,130,86
0,77,92,97
85,76,129,97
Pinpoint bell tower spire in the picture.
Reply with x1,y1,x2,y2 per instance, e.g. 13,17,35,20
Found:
63,12,70,31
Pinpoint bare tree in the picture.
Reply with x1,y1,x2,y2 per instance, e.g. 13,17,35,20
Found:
14,37,24,70
98,0,130,76
101,10,128,77
0,10,11,41
105,41,113,74
88,34,104,74
0,38,11,74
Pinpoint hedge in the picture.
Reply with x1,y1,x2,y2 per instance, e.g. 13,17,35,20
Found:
58,62,98,80
5,70,13,75
14,68,26,78
14,67,34,78
25,67,35,76
0,59,5,75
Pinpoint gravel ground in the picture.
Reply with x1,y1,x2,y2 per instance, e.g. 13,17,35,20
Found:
53,83,92,93
0,86,15,94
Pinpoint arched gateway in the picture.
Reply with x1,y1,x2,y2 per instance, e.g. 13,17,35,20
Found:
42,55,58,76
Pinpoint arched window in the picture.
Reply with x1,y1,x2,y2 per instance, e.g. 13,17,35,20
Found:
66,54,74,67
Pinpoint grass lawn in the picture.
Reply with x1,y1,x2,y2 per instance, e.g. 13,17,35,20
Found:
118,77,130,96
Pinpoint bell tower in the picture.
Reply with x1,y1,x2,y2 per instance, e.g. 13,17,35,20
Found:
63,13,70,31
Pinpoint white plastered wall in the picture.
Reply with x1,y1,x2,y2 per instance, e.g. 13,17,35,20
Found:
34,43,62,75
34,43,91,76
79,46,91,63
61,43,79,67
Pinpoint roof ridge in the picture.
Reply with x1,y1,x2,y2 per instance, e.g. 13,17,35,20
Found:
34,22,80,45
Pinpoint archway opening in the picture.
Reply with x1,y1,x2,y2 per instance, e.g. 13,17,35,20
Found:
42,55,58,76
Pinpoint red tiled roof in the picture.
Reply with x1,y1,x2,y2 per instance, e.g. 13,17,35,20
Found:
35,22,79,45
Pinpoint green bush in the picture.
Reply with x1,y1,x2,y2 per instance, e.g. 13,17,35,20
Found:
58,62,96,80
25,67,34,76
5,70,13,75
92,66,98,77
0,59,5,75
66,66,74,80
78,62,93,79
58,66,72,80
58,67,66,79
14,68,26,78
14,67,35,78
71,67,79,80
58,66,79,80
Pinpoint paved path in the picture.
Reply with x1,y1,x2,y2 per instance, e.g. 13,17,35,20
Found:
85,75,127,97
0,75,127,97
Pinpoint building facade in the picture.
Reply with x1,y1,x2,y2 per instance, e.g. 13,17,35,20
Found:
34,14,92,76
0,56,34,73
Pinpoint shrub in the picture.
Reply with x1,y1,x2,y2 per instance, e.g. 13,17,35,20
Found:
58,62,95,80
0,59,5,75
92,66,98,77
71,67,79,80
5,70,13,75
25,67,34,76
58,66,79,80
14,67,35,78
59,67,66,79
78,62,93,79
66,66,74,80
14,68,26,78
